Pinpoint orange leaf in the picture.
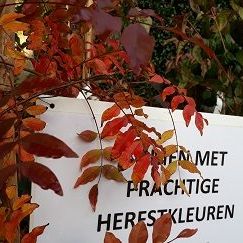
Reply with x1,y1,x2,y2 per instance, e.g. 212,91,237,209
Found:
13,195,31,211
101,116,128,139
74,166,101,188
14,58,26,75
132,154,151,187
134,108,148,118
104,232,122,243
26,105,47,116
89,184,98,212
101,104,120,126
5,203,39,243
0,13,29,32
78,130,97,142
22,118,46,131
152,213,172,243
102,164,126,182
128,221,148,243
21,224,49,243
176,228,198,239
0,13,25,25
80,149,102,169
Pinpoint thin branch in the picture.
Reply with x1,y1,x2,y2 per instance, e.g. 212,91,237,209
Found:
0,1,74,8
80,89,104,184
168,108,182,180
0,74,113,117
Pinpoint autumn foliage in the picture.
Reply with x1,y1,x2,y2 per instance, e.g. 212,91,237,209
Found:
0,0,214,242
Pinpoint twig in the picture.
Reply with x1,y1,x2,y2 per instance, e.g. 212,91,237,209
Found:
80,89,104,183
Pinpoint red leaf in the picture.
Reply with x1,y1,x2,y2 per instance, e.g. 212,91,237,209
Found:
0,118,15,139
89,184,98,212
21,133,78,159
78,130,97,142
32,56,57,76
79,8,122,36
185,96,196,107
69,34,85,64
121,23,155,74
18,77,61,95
74,166,101,188
101,104,121,126
171,95,185,112
102,164,126,182
19,162,63,196
128,8,163,23
150,74,170,84
0,142,16,160
161,86,176,101
132,154,151,187
111,129,137,159
176,228,198,239
152,213,172,243
195,112,204,135
0,165,17,190
21,224,49,243
104,232,122,243
93,9,121,35
80,149,102,169
183,105,196,127
128,221,148,243
101,116,128,139
151,167,161,189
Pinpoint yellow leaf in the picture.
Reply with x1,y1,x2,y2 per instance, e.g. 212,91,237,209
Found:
6,186,17,200
179,160,203,178
166,160,177,176
0,13,25,25
180,180,190,197
164,145,177,157
157,130,174,145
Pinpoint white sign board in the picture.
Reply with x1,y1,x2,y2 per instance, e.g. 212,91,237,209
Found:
31,97,243,242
